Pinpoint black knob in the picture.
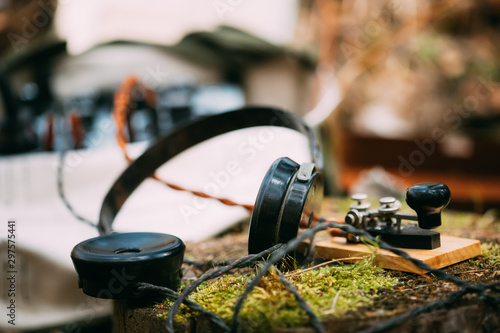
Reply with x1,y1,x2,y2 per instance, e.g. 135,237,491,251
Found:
405,182,451,229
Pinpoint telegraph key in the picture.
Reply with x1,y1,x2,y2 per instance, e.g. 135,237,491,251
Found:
315,183,481,274
343,182,451,250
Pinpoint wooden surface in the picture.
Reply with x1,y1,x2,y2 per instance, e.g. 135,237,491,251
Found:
314,233,482,274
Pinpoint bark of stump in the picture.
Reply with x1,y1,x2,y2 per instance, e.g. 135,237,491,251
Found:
112,301,500,333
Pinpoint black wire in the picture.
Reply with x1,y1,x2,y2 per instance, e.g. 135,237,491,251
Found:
183,258,230,269
365,288,469,333
166,243,285,333
275,267,325,333
231,221,332,332
230,220,500,333
57,149,98,228
137,282,230,332
361,282,500,333
321,220,490,294
334,223,500,305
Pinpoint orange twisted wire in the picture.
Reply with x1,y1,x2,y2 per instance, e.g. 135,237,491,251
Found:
113,76,254,213
308,211,345,236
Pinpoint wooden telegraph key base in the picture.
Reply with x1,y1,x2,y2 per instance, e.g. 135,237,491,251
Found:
313,182,482,274
314,233,482,275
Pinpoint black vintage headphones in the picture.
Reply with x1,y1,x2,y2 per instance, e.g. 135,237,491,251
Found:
71,106,324,299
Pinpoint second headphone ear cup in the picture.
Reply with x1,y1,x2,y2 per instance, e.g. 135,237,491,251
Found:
279,163,323,251
71,232,185,299
248,157,324,258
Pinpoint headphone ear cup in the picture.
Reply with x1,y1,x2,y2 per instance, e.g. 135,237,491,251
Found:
248,157,323,257
248,157,299,254
71,232,185,299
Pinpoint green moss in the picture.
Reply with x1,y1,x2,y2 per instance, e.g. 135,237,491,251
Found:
470,243,500,267
157,258,398,332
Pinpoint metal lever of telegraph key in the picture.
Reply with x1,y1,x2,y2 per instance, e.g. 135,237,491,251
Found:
405,182,451,229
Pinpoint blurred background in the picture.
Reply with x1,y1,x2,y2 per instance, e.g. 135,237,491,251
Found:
0,0,499,331
1,0,499,207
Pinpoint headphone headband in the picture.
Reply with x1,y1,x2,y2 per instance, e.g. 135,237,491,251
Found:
98,107,322,235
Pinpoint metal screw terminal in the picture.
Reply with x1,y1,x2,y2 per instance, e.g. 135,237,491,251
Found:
345,209,364,228
350,193,371,210
378,196,400,213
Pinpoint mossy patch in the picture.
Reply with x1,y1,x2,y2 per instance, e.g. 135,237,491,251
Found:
469,242,500,267
157,257,398,332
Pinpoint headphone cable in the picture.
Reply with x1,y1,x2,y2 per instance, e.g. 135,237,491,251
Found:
57,148,99,229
